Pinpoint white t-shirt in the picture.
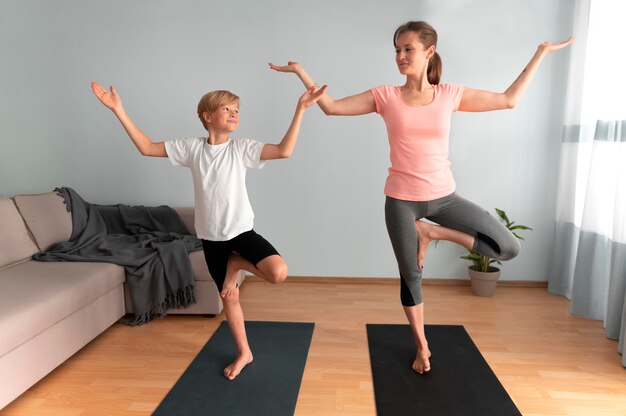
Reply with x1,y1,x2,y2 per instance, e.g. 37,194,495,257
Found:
165,137,265,241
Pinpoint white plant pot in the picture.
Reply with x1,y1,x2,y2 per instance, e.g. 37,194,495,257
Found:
468,266,501,297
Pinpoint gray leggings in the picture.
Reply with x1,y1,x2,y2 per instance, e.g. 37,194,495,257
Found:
385,193,520,306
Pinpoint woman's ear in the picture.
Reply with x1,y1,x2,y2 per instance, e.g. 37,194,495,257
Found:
426,45,435,60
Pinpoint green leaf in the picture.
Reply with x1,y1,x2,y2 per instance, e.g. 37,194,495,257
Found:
510,225,532,231
495,208,510,224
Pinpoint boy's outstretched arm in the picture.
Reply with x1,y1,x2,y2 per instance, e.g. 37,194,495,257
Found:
91,82,167,157
260,85,327,161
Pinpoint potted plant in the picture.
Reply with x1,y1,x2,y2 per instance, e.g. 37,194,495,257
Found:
461,208,532,296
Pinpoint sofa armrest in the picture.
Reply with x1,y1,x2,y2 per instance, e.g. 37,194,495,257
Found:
175,207,195,235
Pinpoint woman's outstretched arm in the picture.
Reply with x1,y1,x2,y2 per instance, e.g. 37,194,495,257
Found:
269,61,376,116
260,85,327,160
458,37,574,112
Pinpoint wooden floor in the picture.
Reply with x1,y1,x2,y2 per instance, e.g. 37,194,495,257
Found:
3,279,626,416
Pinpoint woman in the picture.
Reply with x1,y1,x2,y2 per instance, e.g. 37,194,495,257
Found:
270,21,572,373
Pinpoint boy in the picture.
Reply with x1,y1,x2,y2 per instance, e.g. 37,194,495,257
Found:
91,81,326,380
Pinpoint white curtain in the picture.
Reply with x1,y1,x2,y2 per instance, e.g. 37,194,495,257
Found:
549,0,626,366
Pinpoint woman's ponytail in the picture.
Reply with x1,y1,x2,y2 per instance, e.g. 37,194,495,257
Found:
428,51,442,85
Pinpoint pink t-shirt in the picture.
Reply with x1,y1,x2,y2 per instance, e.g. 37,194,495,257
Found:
371,84,464,201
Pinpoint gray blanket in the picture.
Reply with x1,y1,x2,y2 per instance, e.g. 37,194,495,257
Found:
34,187,202,326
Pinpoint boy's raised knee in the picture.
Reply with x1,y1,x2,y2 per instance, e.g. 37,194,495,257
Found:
257,255,288,284
267,263,288,284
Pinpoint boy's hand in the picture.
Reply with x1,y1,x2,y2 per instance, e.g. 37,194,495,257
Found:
91,81,123,113
298,85,328,110
268,61,302,74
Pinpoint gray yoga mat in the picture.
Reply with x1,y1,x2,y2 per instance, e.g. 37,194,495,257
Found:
366,324,522,416
153,320,314,416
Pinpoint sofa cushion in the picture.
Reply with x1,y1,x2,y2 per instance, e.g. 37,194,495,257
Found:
13,192,72,251
0,198,39,270
0,260,125,358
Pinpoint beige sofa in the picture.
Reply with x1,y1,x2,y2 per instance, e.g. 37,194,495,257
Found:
0,191,243,410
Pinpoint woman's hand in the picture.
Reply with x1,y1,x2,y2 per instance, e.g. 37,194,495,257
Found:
268,61,302,74
91,81,123,113
268,61,374,116
297,84,328,110
538,37,574,55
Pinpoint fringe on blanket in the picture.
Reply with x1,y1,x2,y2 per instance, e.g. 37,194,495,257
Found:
122,284,197,326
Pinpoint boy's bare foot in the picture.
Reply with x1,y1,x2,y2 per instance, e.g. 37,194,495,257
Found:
414,220,435,269
412,347,432,374
224,352,254,380
221,255,241,298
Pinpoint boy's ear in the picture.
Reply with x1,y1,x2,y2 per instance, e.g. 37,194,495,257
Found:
202,111,211,124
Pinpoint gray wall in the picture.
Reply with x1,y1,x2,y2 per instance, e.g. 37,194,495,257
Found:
0,0,574,280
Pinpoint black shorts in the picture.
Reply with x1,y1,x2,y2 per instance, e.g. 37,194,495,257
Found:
201,229,280,291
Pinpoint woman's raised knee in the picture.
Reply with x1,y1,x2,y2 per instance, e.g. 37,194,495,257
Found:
500,237,521,261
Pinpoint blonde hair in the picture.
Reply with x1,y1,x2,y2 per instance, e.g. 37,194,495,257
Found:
197,90,240,129
393,21,442,85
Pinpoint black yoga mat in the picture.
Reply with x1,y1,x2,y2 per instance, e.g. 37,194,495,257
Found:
153,320,314,416
366,324,521,416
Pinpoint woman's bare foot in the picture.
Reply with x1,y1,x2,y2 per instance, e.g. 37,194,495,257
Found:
221,254,241,298
414,220,436,269
224,351,254,380
412,346,431,374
